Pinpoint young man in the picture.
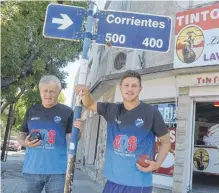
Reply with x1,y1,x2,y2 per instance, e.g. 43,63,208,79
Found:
75,70,170,193
18,75,83,193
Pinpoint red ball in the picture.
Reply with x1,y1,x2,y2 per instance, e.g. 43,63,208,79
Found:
137,154,151,168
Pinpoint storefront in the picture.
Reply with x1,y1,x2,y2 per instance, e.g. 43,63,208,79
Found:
173,3,219,192
174,73,219,192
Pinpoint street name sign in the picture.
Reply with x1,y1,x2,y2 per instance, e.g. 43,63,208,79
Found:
96,10,172,52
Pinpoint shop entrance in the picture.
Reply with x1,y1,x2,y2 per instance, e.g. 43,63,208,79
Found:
192,102,219,192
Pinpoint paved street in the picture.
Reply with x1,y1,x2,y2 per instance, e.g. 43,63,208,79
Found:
1,151,103,193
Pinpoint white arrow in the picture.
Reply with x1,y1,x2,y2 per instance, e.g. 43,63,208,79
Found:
52,14,73,30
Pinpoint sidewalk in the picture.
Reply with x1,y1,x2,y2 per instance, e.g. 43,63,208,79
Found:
1,151,168,193
1,151,103,193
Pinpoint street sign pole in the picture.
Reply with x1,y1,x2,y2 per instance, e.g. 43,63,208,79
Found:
64,1,95,193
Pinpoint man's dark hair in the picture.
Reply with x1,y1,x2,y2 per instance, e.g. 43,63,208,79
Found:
120,70,142,87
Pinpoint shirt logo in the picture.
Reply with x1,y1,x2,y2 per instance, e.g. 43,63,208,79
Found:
31,117,40,120
135,118,144,128
113,135,137,157
54,116,61,123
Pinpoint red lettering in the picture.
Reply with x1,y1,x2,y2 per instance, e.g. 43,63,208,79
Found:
48,130,56,144
113,135,121,150
206,77,212,83
128,136,137,152
197,77,202,84
214,76,218,83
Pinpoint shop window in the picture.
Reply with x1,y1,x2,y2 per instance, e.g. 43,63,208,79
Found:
193,102,219,189
153,103,176,176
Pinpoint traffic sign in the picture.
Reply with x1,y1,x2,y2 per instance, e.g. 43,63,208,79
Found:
96,10,172,52
43,4,85,41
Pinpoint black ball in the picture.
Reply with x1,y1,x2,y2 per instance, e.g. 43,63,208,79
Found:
29,132,42,142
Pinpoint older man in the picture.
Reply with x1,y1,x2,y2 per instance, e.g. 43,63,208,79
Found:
18,75,83,193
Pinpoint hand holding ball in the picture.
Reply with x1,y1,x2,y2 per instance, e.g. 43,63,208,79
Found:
29,132,42,142
137,154,151,168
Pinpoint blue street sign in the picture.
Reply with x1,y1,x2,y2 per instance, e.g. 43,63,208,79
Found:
96,11,172,52
43,4,85,41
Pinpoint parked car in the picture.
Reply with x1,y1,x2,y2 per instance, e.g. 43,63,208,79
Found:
7,136,22,151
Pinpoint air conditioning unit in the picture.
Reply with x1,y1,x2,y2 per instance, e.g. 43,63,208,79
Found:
108,49,128,74
108,49,144,74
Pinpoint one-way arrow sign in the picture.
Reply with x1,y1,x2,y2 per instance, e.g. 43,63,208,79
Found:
52,14,73,30
43,4,85,41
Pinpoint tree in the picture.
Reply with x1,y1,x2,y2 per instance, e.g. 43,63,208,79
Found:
1,1,87,113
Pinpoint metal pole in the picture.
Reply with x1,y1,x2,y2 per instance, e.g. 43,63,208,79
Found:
64,1,95,192
1,104,13,162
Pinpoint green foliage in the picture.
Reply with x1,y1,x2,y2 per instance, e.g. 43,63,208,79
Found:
1,0,87,134
58,92,65,104
1,0,87,105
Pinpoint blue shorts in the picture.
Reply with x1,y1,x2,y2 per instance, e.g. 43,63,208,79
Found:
102,180,152,193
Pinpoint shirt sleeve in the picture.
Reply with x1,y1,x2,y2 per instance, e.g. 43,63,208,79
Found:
152,107,168,137
20,109,29,133
97,102,117,121
66,110,74,134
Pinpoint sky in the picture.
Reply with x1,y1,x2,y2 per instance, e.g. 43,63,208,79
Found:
62,61,80,106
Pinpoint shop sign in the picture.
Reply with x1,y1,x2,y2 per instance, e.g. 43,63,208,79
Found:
193,146,219,174
196,75,219,85
154,103,176,176
174,3,219,69
176,73,219,87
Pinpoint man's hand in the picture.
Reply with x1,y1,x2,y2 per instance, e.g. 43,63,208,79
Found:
74,84,97,112
24,135,41,148
73,118,84,132
136,160,160,173
75,84,90,96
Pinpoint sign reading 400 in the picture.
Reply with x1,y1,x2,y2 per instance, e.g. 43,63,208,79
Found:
96,10,172,52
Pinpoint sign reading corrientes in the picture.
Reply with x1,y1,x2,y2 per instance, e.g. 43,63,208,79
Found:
96,10,172,52
174,3,219,69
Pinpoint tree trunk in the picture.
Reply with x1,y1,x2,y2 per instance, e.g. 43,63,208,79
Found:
1,103,9,114
1,88,26,113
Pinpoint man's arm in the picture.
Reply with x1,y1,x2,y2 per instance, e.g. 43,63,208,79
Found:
17,108,41,148
66,118,84,151
17,132,28,147
75,84,97,112
136,133,170,172
155,133,171,167
17,132,41,147
137,106,170,172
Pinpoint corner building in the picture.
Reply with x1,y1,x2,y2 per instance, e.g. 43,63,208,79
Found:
74,1,219,193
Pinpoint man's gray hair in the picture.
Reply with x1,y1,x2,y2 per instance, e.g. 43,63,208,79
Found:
39,75,62,91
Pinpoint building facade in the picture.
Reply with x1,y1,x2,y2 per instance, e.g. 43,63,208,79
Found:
74,1,219,193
